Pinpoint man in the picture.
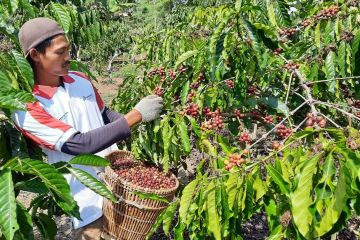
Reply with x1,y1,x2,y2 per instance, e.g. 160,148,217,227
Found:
12,17,163,239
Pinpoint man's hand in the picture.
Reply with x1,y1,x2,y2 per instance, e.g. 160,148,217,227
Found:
134,95,163,122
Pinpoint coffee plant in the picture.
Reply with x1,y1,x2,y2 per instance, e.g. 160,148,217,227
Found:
111,0,360,239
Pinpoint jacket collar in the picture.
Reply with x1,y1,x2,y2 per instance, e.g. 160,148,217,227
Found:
32,74,75,100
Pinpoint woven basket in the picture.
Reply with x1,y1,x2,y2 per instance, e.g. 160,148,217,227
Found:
102,150,179,240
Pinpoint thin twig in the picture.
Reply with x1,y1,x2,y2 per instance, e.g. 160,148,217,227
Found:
306,75,360,85
318,112,341,128
285,72,294,105
247,100,308,149
315,101,360,121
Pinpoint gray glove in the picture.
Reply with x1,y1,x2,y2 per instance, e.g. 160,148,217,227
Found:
134,95,163,122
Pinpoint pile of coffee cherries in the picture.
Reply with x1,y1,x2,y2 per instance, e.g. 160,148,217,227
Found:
112,160,176,190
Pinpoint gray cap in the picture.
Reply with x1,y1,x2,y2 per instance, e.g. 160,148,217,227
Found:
18,17,65,56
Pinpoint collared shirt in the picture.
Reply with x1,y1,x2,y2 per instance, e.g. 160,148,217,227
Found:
12,71,119,228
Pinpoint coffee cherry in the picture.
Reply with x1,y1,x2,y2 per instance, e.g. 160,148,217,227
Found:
169,69,176,80
318,119,327,128
247,85,257,94
178,65,187,74
273,48,282,56
234,109,245,119
353,100,360,109
306,118,314,127
276,124,292,139
264,115,274,124
225,80,235,89
225,154,245,171
284,62,300,71
187,91,196,102
301,19,311,27
239,132,251,143
153,86,164,96
272,141,281,150
186,103,199,117
203,107,212,117
243,149,250,155
279,28,298,37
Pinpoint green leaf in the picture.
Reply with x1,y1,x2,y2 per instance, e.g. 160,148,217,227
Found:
51,3,71,33
67,167,116,202
353,31,360,77
186,116,201,138
0,90,35,111
315,22,321,50
0,168,19,240
69,154,109,167
16,202,34,240
274,0,290,27
226,173,241,210
132,191,169,204
206,181,221,240
174,50,198,69
0,69,12,92
180,80,190,106
176,117,191,154
324,51,336,93
267,1,278,27
163,200,180,235
291,153,323,238
259,96,289,115
12,50,33,90
18,0,35,18
179,179,198,224
338,42,346,77
315,164,351,237
15,178,49,194
5,158,78,217
267,165,290,196
35,213,57,240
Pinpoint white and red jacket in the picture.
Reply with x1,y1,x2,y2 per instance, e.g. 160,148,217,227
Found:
12,71,130,229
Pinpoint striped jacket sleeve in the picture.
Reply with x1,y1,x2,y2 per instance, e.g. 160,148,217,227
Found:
11,102,78,151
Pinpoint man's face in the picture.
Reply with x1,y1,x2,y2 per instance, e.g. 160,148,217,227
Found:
37,35,71,76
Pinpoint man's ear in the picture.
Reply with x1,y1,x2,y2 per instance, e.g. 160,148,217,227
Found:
29,49,41,62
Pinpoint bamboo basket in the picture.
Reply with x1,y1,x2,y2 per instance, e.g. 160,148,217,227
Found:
102,150,179,240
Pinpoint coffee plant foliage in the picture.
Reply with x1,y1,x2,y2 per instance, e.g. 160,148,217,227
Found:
111,0,360,239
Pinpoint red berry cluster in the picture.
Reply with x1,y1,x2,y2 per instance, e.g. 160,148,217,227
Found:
306,113,327,128
276,124,292,139
239,132,251,143
201,108,223,130
341,31,354,43
301,19,311,27
149,67,166,77
250,110,262,118
187,91,196,102
114,164,176,190
353,100,360,109
169,69,176,80
247,85,257,94
234,109,245,119
279,28,297,37
186,103,199,117
273,48,282,56
272,141,281,150
178,65,187,74
190,73,205,89
264,115,274,124
224,154,245,171
314,6,339,22
225,80,235,89
284,62,300,71
153,86,164,96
